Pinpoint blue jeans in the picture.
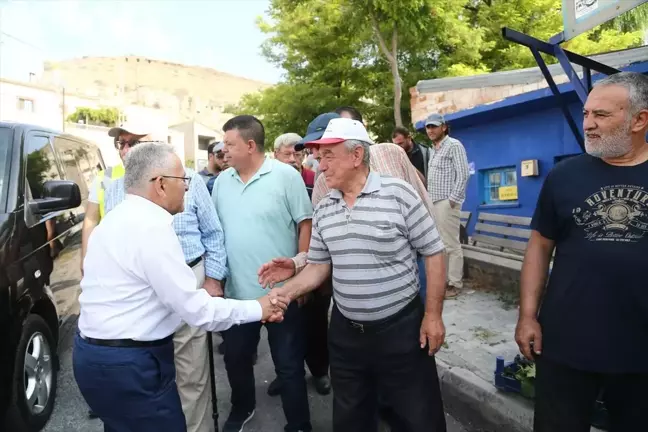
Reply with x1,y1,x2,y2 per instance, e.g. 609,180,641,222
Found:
73,334,186,431
417,255,427,304
223,302,311,432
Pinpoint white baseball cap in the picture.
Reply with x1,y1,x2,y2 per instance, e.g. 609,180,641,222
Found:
305,117,374,147
211,141,224,153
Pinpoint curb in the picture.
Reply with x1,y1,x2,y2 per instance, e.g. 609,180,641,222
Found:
437,359,605,432
437,358,533,432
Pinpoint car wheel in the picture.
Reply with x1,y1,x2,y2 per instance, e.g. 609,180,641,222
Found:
5,314,58,432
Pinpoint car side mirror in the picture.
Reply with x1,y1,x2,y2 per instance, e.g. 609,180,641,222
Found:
30,180,81,215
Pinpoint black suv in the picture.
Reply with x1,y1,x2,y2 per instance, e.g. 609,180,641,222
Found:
0,122,104,431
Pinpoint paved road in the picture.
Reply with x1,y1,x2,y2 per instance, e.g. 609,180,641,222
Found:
44,315,470,432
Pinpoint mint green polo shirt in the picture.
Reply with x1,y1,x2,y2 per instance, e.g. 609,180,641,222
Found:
212,158,313,300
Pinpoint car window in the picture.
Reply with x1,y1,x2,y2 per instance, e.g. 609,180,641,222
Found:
51,136,101,200
0,128,11,207
26,135,62,199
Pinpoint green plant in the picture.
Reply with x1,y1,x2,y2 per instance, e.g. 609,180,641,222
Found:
67,107,120,127
502,355,536,399
516,363,536,398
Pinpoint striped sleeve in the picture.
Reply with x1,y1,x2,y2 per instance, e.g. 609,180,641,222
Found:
400,183,445,256
307,210,331,264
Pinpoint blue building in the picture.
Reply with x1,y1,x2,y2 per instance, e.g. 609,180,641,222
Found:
413,47,648,234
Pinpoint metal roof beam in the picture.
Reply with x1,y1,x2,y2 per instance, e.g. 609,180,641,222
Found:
501,27,621,76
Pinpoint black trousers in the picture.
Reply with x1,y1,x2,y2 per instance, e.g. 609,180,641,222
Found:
303,288,331,378
534,356,648,432
329,300,446,432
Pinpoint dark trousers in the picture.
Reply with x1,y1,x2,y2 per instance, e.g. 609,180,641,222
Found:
329,300,446,432
73,334,185,432
534,356,648,432
223,302,311,432
303,289,331,377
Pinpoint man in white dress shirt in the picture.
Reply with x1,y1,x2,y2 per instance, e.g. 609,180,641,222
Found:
73,143,286,431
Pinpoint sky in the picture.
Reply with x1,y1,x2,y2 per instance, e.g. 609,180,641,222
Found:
0,0,283,83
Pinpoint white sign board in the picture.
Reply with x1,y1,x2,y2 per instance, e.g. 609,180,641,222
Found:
562,0,648,41
575,0,599,19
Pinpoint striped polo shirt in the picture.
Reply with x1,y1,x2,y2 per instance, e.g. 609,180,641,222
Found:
308,171,444,321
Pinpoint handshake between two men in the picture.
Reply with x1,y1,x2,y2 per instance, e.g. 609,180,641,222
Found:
255,256,303,323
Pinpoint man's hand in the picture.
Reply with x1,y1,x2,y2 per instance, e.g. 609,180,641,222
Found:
258,257,296,288
420,313,445,356
257,292,289,323
515,316,542,361
203,278,224,297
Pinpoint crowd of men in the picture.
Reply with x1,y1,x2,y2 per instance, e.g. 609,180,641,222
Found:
73,71,648,432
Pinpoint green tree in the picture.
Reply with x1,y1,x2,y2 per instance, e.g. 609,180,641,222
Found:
67,107,120,127
465,0,645,72
230,0,646,143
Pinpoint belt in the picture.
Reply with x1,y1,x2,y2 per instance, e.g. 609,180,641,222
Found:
80,334,174,348
344,296,420,334
187,257,202,268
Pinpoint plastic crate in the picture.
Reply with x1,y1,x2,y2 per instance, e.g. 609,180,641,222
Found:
494,357,522,393
494,356,609,430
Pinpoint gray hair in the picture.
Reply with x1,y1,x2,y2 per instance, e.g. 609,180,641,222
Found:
344,139,371,167
124,142,177,191
594,71,648,115
274,133,303,151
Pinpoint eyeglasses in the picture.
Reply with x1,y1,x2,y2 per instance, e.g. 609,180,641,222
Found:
215,152,225,160
150,175,191,186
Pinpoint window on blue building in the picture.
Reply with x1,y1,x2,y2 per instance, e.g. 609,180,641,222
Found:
481,166,518,205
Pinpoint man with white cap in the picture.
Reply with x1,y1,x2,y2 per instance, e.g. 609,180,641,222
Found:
81,122,153,274
262,117,448,431
425,113,469,298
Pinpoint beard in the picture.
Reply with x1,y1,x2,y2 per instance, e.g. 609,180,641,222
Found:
585,117,633,159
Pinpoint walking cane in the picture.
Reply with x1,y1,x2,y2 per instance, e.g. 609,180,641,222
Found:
206,332,219,431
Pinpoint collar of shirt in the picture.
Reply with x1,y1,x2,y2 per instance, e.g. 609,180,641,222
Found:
329,171,381,200
230,157,273,183
432,135,450,151
199,167,214,177
124,194,174,225
407,142,421,156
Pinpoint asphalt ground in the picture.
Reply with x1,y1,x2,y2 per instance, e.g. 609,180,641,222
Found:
43,315,471,432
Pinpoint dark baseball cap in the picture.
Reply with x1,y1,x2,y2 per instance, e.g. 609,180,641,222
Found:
425,113,446,127
294,112,341,151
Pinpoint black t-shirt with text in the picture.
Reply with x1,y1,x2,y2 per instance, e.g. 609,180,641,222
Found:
532,154,648,373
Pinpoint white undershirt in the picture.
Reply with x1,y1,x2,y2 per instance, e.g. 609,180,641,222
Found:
78,194,261,340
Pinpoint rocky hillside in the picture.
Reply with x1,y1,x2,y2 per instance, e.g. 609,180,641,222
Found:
39,56,270,129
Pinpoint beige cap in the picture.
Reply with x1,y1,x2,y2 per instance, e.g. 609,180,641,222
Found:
108,122,150,138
